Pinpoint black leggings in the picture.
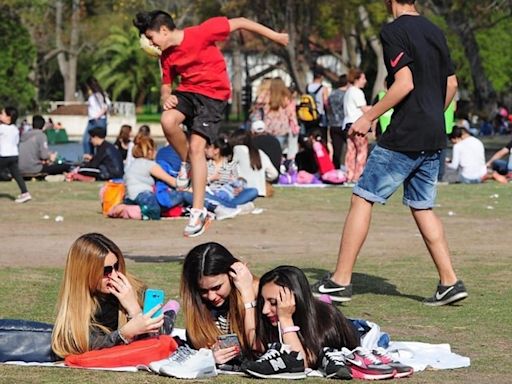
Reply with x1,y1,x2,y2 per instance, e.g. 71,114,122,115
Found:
0,156,28,194
330,127,347,170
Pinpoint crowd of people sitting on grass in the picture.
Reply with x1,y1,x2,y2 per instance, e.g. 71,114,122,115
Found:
46,233,412,380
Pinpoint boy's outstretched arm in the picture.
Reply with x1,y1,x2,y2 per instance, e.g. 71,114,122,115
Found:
228,17,288,46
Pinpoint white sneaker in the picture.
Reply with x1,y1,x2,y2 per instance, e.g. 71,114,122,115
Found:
159,346,217,379
15,192,32,204
176,162,191,191
214,205,240,221
237,202,255,215
183,208,211,237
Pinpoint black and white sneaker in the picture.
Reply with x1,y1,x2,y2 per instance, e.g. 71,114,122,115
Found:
319,347,353,379
311,273,352,302
423,280,468,306
242,342,306,379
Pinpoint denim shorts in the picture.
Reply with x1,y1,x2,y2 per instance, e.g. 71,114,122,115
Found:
353,144,441,209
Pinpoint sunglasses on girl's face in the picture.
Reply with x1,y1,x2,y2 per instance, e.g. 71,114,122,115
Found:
103,262,119,277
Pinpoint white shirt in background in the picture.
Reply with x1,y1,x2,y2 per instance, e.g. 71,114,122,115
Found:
0,123,20,157
447,136,487,180
343,86,367,128
232,145,278,196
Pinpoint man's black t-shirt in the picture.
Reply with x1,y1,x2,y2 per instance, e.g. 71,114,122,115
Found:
378,15,454,152
252,134,282,173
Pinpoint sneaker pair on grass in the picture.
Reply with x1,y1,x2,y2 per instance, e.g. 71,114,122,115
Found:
312,273,468,306
320,346,413,380
242,342,306,380
150,345,217,379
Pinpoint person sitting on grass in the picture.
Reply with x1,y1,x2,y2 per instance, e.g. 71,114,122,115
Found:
485,136,512,184
180,242,258,371
19,115,72,177
51,233,163,357
446,126,487,184
243,265,360,379
71,127,124,181
124,135,179,220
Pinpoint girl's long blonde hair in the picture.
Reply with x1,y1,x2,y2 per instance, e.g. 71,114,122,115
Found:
269,77,292,111
51,233,145,357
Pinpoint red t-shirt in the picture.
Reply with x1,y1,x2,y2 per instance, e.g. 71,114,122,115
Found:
160,17,231,101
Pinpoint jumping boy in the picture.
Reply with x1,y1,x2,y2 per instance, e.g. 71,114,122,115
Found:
312,0,468,306
133,11,288,237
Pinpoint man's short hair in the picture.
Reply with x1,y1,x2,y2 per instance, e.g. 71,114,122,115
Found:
448,126,464,140
133,10,176,35
32,115,45,130
89,127,106,139
335,74,348,88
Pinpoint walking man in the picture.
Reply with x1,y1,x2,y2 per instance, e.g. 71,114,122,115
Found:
312,0,468,306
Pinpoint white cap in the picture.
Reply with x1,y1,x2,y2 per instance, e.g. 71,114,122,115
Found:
251,120,266,134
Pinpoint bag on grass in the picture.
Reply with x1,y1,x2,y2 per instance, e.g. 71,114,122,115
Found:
101,180,126,215
65,335,177,368
0,319,59,362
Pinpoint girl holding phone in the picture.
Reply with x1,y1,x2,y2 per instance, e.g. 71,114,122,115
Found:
180,242,258,365
51,233,164,357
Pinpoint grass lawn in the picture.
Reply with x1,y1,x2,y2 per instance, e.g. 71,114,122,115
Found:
0,180,511,383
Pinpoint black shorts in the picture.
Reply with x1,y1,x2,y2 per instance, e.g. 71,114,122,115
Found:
174,91,228,144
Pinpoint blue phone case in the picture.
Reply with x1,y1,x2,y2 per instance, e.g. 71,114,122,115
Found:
143,289,164,318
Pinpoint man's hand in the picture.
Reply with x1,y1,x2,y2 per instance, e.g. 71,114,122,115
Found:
162,94,178,111
348,115,372,138
274,32,289,46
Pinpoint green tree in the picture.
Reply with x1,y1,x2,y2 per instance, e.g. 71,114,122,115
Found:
93,27,161,106
0,6,36,111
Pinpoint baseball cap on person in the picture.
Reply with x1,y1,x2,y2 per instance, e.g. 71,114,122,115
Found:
251,120,266,134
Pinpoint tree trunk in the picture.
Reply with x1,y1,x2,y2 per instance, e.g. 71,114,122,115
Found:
445,12,497,118
56,0,80,101
231,33,242,119
358,6,386,99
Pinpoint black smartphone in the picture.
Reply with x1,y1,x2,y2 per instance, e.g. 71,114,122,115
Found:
217,333,241,350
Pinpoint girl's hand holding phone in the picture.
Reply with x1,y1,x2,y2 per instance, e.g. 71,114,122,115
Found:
276,286,296,321
121,305,164,340
212,343,240,364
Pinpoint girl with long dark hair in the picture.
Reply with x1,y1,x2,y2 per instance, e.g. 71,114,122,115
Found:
180,242,258,365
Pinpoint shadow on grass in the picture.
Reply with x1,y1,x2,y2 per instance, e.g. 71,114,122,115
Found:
0,192,14,201
124,254,184,263
304,267,424,303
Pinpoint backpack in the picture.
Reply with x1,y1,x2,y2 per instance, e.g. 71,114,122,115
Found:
297,85,323,123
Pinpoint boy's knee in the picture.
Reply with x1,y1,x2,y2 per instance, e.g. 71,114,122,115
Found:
189,138,206,158
161,111,181,132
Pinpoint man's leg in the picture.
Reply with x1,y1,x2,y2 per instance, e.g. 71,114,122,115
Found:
189,133,207,210
331,194,374,286
410,208,457,285
160,109,188,161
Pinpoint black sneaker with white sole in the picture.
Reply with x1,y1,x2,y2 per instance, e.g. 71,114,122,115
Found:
242,342,306,379
319,347,353,379
423,280,468,306
311,273,352,302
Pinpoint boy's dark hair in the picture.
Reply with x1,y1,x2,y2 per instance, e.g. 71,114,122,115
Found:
4,106,18,125
335,74,348,88
32,115,45,130
133,10,176,35
89,127,106,139
397,0,415,4
448,126,464,140
313,70,323,80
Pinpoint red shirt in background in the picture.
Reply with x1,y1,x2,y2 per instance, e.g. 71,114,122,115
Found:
160,17,231,101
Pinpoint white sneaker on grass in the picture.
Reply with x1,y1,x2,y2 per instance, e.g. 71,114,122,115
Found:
237,202,255,215
183,208,211,237
15,192,32,204
176,162,191,191
159,345,217,379
214,205,240,221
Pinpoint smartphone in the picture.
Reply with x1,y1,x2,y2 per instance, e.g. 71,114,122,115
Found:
143,289,164,318
217,333,241,351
